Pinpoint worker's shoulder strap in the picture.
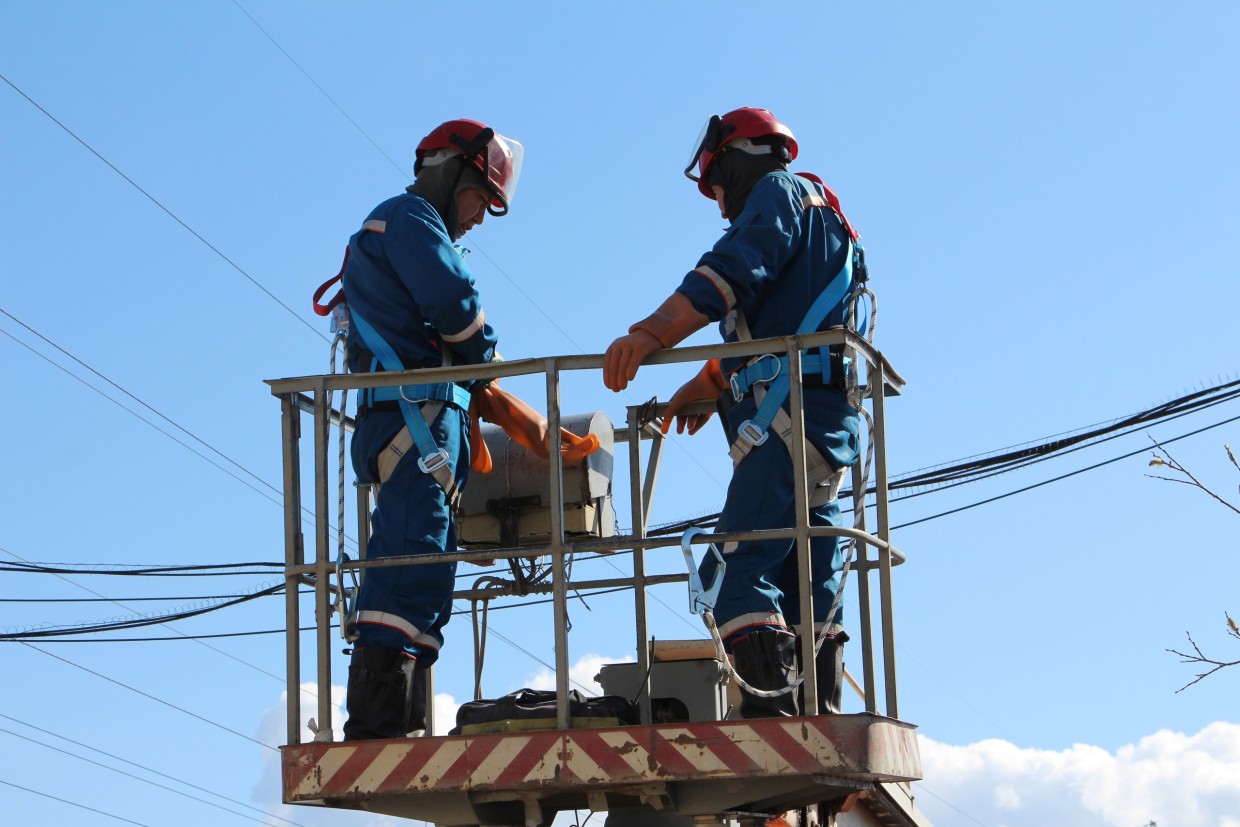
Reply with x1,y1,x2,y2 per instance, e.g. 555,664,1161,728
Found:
724,176,859,486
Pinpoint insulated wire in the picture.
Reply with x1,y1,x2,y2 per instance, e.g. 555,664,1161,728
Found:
891,411,1240,531
0,325,281,508
0,548,293,691
17,641,277,751
1,725,306,827
0,779,154,827
0,312,360,553
1,307,280,497
0,72,326,343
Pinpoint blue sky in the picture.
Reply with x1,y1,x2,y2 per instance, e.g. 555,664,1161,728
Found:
2,3,1238,826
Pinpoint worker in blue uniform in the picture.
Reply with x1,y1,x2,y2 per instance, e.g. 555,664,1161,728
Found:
604,107,862,718
341,118,522,740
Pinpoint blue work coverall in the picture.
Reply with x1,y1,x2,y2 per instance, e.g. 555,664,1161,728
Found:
675,171,860,644
343,191,498,665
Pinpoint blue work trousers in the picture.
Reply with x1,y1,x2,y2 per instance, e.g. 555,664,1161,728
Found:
350,404,470,665
699,389,859,646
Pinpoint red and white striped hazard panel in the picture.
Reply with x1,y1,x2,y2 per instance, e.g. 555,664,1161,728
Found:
282,715,921,803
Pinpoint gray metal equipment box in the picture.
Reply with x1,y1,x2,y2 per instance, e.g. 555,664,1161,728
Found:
597,640,739,723
458,411,615,548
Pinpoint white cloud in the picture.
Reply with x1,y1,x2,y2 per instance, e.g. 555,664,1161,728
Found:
523,651,636,694
917,721,1240,827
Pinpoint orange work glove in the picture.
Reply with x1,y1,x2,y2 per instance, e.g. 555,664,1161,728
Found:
472,385,600,468
467,394,493,474
661,358,727,436
603,292,710,391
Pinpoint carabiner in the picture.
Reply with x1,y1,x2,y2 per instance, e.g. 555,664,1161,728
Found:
681,527,726,615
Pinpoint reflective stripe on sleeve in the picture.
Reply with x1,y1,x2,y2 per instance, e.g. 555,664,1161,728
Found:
441,309,486,343
694,265,737,310
362,219,387,233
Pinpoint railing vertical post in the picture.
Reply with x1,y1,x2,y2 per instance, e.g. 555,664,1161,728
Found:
852,452,878,713
544,359,571,729
870,361,898,719
312,383,334,737
787,342,817,714
281,396,304,746
627,406,652,725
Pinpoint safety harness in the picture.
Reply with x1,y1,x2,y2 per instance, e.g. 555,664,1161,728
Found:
313,219,470,507
720,175,869,506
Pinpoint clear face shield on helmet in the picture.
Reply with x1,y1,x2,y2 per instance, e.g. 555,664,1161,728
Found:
423,128,524,217
683,114,729,183
482,132,523,216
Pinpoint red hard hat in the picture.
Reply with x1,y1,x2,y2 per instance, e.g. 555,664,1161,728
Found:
415,118,524,216
684,107,798,199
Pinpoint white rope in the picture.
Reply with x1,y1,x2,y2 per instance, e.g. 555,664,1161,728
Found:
700,542,855,703
328,331,356,641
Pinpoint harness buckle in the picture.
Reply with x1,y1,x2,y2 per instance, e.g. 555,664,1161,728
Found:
731,353,781,402
736,419,769,447
418,448,451,475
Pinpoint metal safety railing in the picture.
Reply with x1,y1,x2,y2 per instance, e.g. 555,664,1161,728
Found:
266,328,907,746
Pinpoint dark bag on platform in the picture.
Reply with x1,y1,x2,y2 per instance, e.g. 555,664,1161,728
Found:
451,688,639,735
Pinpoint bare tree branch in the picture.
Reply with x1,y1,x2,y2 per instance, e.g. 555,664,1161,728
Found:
1148,441,1238,690
1168,622,1240,692
1147,437,1240,515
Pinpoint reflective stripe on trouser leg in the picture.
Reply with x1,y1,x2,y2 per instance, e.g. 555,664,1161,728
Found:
352,405,469,665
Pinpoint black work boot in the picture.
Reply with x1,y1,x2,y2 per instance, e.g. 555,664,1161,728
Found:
730,631,799,718
797,630,850,714
343,645,417,740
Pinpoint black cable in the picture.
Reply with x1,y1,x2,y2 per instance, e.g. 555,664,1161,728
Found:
0,590,313,603
0,327,283,507
891,411,1240,531
1,585,283,639
3,586,634,643
0,560,281,576
0,72,327,342
1,307,282,496
0,713,309,826
646,379,1240,536
0,778,154,827
16,642,278,751
0,318,359,552
1,726,303,827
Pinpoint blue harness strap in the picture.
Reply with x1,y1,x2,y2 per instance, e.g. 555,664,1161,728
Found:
347,309,463,493
733,244,854,448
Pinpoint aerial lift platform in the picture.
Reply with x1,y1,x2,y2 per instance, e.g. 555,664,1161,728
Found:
267,329,932,827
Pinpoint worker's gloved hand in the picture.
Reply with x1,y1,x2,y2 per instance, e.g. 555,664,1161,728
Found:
603,329,662,392
603,293,710,392
661,359,727,435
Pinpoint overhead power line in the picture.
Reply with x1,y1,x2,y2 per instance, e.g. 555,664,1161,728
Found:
1,307,280,496
0,310,359,552
0,778,155,827
648,378,1240,536
1,725,306,827
2,713,308,826
0,72,326,343
18,642,278,751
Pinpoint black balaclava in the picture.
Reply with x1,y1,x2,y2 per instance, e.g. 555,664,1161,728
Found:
407,156,490,241
708,142,790,222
